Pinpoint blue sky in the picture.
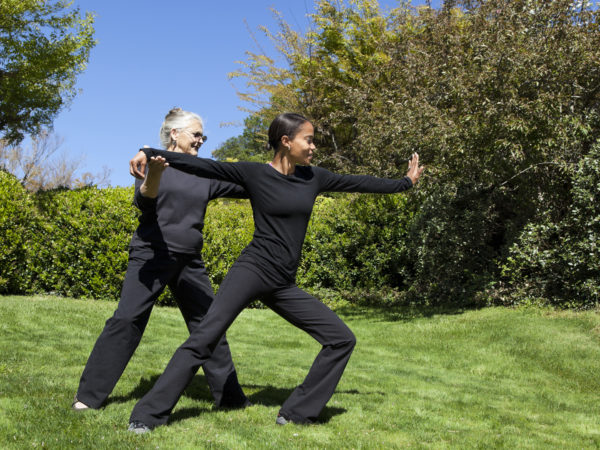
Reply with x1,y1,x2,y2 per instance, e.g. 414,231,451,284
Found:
51,0,440,187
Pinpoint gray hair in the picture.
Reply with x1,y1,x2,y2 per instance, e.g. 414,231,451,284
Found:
159,107,204,148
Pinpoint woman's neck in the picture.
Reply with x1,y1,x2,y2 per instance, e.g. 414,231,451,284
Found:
270,152,296,175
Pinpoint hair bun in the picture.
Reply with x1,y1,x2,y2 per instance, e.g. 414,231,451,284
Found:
167,107,183,117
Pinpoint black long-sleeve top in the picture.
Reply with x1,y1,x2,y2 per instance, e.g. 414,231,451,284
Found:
129,165,247,254
141,148,413,284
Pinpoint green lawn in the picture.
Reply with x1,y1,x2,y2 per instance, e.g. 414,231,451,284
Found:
0,295,599,449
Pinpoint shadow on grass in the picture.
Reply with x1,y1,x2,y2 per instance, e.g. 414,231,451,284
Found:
169,406,212,424
107,375,302,408
106,373,215,406
169,404,346,425
334,304,469,323
106,376,157,406
241,383,377,404
108,375,350,424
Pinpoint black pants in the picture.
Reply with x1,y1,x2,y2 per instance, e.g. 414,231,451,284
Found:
130,263,356,427
76,246,247,409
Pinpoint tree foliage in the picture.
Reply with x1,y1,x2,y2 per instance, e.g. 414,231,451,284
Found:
231,0,600,307
212,115,271,162
0,130,111,191
0,0,95,144
501,141,600,307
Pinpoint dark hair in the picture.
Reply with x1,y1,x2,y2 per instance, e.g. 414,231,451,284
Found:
268,113,310,153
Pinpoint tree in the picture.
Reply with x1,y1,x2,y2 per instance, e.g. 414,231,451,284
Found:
0,131,110,191
230,0,421,176
212,115,271,162
233,0,600,177
0,0,95,144
231,0,600,307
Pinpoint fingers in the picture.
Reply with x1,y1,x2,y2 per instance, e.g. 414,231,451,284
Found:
148,156,169,169
407,152,419,171
134,161,146,179
151,156,166,164
405,152,425,185
412,153,419,168
129,150,147,179
414,154,424,176
129,160,143,179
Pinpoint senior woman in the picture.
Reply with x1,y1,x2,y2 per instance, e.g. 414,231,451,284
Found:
126,112,424,432
72,108,250,414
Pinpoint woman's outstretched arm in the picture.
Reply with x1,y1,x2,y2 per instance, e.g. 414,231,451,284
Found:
317,153,424,194
130,148,247,186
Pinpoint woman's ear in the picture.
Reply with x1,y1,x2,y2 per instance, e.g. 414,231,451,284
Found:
281,135,291,150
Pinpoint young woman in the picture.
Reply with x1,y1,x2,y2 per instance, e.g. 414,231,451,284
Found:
127,112,424,431
73,108,250,415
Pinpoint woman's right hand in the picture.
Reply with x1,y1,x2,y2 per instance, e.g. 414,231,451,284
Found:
139,156,169,199
147,156,169,173
130,150,148,179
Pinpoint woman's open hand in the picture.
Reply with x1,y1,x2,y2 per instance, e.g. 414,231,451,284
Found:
148,156,169,173
406,152,424,185
139,156,168,199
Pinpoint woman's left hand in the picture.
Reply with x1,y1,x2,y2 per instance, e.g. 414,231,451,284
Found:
130,150,148,179
406,152,425,185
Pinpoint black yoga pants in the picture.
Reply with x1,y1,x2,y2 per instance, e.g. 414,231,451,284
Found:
130,263,356,427
76,246,247,409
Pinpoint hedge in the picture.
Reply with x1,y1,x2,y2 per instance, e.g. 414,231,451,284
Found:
26,186,138,300
0,178,415,308
0,171,37,293
2,165,598,309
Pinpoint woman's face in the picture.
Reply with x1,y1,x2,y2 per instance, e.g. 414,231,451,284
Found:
285,121,315,166
173,119,205,155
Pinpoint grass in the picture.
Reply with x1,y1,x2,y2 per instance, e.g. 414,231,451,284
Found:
0,295,599,449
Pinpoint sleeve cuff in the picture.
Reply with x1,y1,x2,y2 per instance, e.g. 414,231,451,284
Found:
141,147,158,158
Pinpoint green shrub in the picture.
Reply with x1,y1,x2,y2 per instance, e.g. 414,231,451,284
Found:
403,184,501,308
232,0,600,308
202,193,416,309
501,143,600,309
1,179,420,308
0,170,38,293
299,193,415,306
27,186,137,300
3,154,595,311
203,198,254,288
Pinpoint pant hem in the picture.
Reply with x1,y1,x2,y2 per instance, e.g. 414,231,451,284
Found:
75,392,104,410
278,409,313,425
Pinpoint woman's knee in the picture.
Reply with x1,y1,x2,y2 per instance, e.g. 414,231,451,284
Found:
345,330,357,349
330,327,356,350
106,315,148,337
